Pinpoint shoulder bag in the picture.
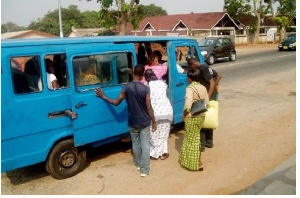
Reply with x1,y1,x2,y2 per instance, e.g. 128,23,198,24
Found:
190,86,207,116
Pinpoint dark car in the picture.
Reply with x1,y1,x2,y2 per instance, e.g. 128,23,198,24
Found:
278,34,296,51
198,37,236,65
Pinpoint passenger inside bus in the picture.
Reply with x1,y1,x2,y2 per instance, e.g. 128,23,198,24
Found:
141,53,168,84
45,58,59,90
24,58,42,91
53,54,68,87
137,44,148,65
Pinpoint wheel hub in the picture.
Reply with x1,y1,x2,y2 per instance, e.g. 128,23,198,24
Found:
59,149,77,168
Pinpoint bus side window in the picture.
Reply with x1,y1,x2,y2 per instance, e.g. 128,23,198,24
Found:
117,53,133,84
11,56,42,94
176,46,200,71
73,52,134,87
45,54,69,88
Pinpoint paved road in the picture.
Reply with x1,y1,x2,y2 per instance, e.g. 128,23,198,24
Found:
238,154,296,195
235,44,296,195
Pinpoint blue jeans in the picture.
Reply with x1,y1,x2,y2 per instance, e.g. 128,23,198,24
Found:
129,126,150,174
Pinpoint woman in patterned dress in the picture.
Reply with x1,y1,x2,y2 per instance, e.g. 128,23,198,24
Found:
180,68,209,171
144,69,173,160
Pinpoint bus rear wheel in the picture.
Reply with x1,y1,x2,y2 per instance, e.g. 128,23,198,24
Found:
46,139,87,179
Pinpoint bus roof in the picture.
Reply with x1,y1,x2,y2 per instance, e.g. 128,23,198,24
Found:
1,36,196,48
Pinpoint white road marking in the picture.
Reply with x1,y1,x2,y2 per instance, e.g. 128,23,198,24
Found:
215,53,295,69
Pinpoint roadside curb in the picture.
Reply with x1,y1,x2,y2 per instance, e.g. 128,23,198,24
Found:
238,154,296,195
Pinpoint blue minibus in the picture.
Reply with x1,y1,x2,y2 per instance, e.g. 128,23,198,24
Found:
1,36,205,179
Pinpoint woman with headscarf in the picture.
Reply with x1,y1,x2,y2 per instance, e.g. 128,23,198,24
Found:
144,69,173,160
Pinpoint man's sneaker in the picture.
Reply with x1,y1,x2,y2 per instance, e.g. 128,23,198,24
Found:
136,167,140,171
140,173,149,177
205,142,214,148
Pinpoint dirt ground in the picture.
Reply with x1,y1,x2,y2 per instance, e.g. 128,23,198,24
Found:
1,43,296,195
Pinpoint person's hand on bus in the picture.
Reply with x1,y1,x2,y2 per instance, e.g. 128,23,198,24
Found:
95,88,105,99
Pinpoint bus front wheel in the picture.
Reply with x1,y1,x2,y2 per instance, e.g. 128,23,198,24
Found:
46,139,87,179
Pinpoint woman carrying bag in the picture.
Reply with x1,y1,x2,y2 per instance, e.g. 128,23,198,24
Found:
180,68,209,171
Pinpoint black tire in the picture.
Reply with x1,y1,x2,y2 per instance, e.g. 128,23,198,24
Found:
207,54,215,65
46,139,87,179
229,51,236,61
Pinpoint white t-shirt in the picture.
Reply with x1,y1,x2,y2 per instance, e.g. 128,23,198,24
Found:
47,73,57,90
162,62,184,73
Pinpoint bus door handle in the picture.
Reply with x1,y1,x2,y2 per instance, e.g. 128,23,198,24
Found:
176,82,184,87
75,102,87,108
49,109,77,120
64,110,77,120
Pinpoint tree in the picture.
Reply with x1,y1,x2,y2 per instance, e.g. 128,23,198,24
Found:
224,0,271,44
276,0,296,18
130,4,167,29
246,0,269,44
273,0,296,40
224,0,252,21
86,1,167,35
86,0,140,35
1,22,26,33
28,5,102,36
264,0,275,16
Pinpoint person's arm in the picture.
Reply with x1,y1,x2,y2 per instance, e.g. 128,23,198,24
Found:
95,88,125,106
208,78,216,98
50,74,59,89
52,80,59,89
213,69,221,92
182,87,193,120
215,74,221,85
203,67,216,98
145,92,157,132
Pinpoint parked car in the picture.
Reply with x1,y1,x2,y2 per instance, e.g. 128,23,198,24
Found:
198,37,236,65
278,34,296,51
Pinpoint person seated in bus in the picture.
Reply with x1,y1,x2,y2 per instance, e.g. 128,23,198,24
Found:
24,58,42,91
45,58,59,90
141,53,168,84
81,63,100,85
137,45,148,65
12,68,32,94
154,50,185,74
53,54,67,87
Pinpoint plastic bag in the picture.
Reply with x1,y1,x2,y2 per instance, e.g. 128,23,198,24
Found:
202,100,219,129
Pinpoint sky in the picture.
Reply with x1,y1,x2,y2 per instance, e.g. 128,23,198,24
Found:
1,0,225,27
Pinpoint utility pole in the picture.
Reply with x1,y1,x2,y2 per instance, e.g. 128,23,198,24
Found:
58,0,63,38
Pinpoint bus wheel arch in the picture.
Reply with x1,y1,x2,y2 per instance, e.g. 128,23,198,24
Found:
46,138,87,179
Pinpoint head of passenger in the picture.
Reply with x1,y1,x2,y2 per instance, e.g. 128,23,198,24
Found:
145,53,159,66
134,43,140,53
144,69,158,83
138,45,146,56
45,58,55,74
133,64,145,78
153,50,163,63
187,68,200,84
187,58,201,69
24,58,39,75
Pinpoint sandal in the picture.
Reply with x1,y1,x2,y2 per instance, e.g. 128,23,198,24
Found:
199,162,204,171
160,153,169,160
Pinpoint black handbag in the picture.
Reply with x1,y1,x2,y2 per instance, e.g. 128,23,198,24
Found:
190,86,207,116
